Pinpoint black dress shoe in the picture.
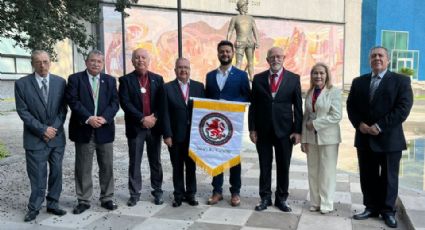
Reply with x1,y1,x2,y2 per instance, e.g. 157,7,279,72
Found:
275,200,292,212
73,203,91,214
382,214,397,228
127,197,139,207
47,208,67,216
255,199,272,211
353,209,379,220
24,210,39,222
172,199,182,207
185,197,199,206
101,201,118,211
154,194,164,205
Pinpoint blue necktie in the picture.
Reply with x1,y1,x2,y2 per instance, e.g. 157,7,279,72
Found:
369,75,381,102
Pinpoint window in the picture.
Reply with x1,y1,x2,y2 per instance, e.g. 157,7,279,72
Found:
381,30,420,80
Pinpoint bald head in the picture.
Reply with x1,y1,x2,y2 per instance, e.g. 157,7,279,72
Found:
132,48,151,74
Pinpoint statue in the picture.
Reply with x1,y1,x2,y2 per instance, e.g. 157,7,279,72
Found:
227,0,259,80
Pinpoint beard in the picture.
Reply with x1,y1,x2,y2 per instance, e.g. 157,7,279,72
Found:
219,57,232,66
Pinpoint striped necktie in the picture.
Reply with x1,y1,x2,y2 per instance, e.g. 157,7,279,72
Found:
369,75,381,102
41,78,48,103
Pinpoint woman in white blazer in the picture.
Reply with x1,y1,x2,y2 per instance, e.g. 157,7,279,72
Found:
301,63,342,214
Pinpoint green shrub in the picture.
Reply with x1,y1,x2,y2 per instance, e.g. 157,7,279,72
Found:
399,67,415,76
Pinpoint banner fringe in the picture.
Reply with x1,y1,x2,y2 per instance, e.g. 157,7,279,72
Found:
189,149,241,177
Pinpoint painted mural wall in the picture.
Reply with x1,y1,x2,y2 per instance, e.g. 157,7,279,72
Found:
103,6,344,90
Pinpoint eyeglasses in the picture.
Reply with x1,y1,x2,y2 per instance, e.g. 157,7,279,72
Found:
268,55,284,60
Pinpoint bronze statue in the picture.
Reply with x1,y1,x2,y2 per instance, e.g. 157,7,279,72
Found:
227,0,259,80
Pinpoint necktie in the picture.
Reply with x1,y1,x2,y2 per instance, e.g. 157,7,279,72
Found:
92,76,99,115
41,78,48,103
270,74,277,93
369,75,381,102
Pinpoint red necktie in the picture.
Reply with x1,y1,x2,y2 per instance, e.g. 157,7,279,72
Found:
270,74,277,93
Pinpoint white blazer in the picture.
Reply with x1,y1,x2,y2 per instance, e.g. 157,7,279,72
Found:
301,86,342,145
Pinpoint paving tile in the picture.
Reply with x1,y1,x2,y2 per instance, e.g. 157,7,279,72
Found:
241,227,280,230
349,182,362,193
399,195,425,210
114,200,166,218
189,222,242,230
336,173,349,183
197,207,253,226
132,217,193,230
336,182,350,192
290,165,308,173
38,210,105,229
85,213,145,229
297,214,351,230
246,211,300,229
153,204,208,221
289,179,309,190
350,192,363,205
288,189,308,201
333,191,352,204
405,209,425,228
0,221,69,230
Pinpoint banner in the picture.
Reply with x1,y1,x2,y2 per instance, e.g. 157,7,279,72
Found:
189,98,248,176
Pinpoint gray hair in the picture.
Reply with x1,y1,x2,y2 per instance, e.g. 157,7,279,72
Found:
31,50,50,62
369,46,389,58
86,50,104,61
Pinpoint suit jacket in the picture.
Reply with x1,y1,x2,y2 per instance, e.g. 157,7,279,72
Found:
301,87,342,145
205,66,250,102
66,71,119,144
119,70,164,138
248,69,303,138
161,79,205,143
346,70,413,152
15,73,67,150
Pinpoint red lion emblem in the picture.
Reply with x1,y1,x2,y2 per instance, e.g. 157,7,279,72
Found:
206,118,226,139
199,112,233,146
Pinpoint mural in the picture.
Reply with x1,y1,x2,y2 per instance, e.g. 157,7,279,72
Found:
103,6,344,90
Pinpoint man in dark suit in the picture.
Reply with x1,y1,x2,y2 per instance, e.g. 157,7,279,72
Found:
15,50,67,222
248,47,302,212
205,40,250,206
161,57,205,207
119,48,164,206
347,46,413,228
66,50,119,214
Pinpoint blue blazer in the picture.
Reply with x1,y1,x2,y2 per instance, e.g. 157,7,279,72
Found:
15,73,67,150
205,66,250,102
66,71,119,144
347,70,413,152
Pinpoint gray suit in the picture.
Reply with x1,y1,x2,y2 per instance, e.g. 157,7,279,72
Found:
15,73,67,211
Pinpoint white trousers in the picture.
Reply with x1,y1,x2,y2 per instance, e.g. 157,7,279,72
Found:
307,143,339,211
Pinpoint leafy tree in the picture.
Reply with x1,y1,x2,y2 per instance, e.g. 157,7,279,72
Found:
0,0,138,59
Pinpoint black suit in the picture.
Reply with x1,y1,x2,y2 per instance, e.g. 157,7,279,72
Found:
347,70,413,214
66,71,119,204
161,79,205,200
248,69,302,201
119,70,164,198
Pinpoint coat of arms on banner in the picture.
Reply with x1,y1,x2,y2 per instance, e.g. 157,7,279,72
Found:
189,98,249,176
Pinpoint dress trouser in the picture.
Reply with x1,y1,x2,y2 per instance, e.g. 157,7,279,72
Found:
307,143,339,211
256,130,293,201
75,135,114,204
128,129,163,198
26,146,64,211
211,164,241,195
357,146,401,215
168,138,196,199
